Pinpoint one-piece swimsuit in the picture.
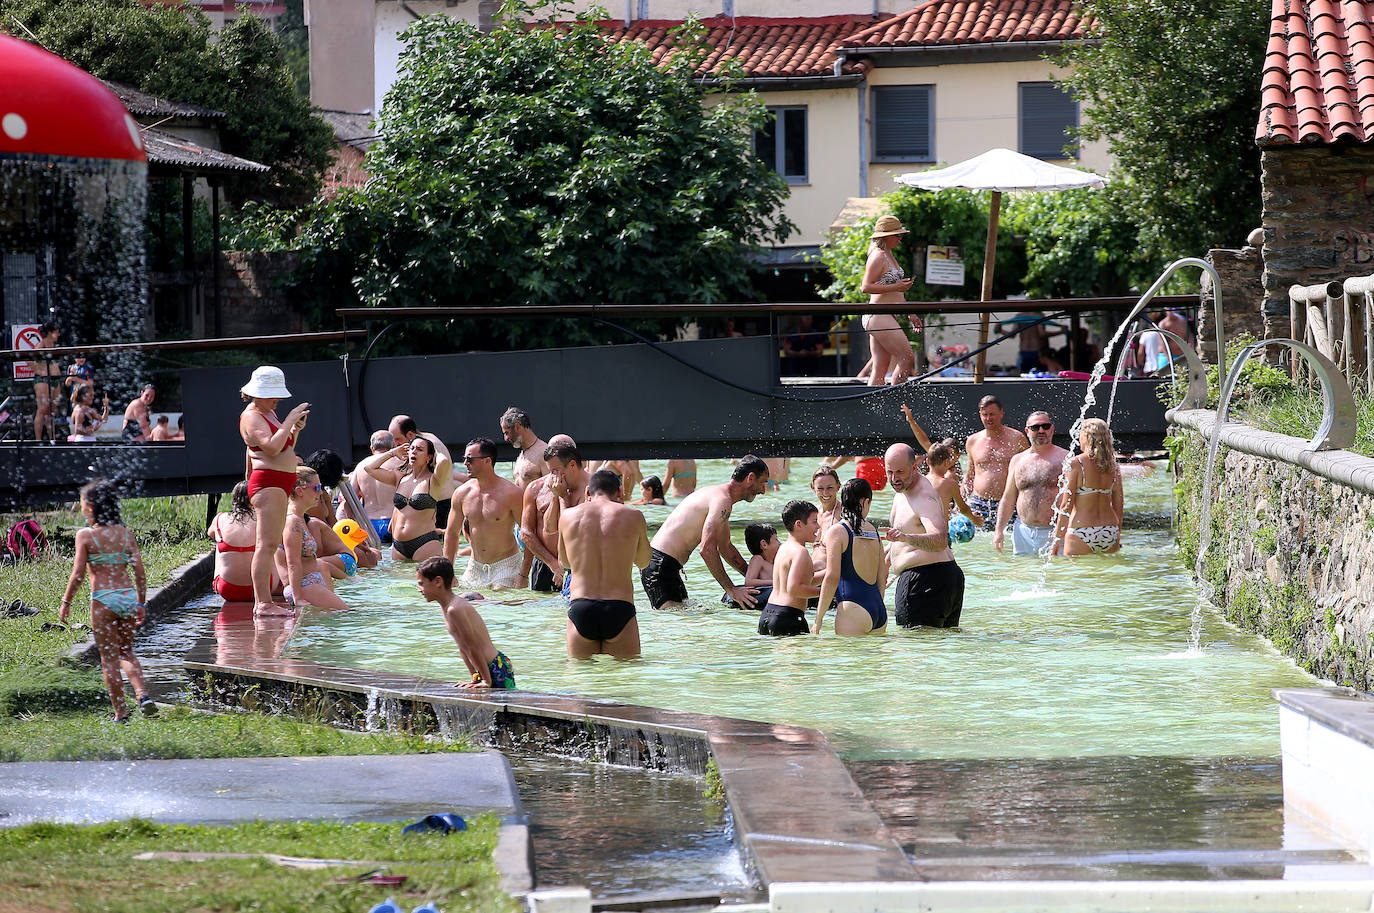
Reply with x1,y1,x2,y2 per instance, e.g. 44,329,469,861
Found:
835,522,887,629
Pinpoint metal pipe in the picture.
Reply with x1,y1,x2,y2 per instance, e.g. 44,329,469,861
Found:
0,330,366,360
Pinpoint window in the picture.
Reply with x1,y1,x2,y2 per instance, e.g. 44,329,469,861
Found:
1,248,53,327
1019,82,1078,159
754,107,807,184
872,85,933,162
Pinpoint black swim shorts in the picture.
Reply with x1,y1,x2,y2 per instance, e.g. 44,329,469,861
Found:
640,547,689,609
893,560,965,629
529,555,556,593
758,602,809,637
568,598,636,642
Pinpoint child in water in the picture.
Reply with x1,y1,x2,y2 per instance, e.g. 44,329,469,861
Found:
926,439,980,527
759,500,822,636
416,556,515,689
744,523,779,606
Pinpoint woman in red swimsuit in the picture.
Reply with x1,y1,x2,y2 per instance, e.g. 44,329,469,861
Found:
208,481,281,601
238,366,309,616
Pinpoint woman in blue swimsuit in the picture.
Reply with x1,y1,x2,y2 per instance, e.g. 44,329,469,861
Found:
812,478,889,637
60,480,157,722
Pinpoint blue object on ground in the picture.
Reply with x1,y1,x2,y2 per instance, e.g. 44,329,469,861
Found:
368,898,402,913
411,904,441,913
402,813,467,835
948,514,976,545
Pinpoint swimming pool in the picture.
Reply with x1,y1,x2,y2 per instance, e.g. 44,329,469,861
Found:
284,459,1321,761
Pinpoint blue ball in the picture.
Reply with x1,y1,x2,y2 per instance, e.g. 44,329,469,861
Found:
948,514,976,545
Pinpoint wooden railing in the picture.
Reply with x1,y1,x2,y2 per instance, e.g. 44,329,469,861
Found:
1290,273,1374,393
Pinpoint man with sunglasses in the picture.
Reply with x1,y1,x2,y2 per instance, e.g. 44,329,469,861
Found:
993,412,1068,557
962,395,1029,531
444,437,525,589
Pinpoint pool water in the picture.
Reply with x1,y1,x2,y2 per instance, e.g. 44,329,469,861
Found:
285,459,1321,761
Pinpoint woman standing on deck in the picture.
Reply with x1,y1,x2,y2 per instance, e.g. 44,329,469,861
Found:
1053,418,1124,556
238,366,309,616
363,435,446,563
860,216,922,386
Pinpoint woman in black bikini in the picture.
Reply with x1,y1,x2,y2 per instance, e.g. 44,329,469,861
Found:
363,437,445,562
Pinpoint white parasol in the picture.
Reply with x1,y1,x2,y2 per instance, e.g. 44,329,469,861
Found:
896,148,1107,380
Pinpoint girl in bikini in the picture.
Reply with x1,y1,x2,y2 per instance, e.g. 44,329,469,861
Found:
1053,418,1124,556
67,386,108,442
276,467,351,609
239,366,310,615
60,480,157,723
363,437,445,563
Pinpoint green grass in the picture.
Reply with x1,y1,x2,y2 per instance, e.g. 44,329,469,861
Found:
0,815,517,913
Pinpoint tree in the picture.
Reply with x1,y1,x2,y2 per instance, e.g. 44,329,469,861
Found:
294,4,792,328
0,0,333,206
1058,0,1268,258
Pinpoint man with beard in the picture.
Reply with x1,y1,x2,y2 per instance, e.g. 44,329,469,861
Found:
994,412,1068,557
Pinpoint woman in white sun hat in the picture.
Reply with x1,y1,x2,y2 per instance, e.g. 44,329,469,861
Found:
860,215,921,386
238,366,310,616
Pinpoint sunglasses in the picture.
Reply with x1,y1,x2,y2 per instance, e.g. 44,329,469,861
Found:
462,455,490,464
1027,422,1053,432
297,483,323,492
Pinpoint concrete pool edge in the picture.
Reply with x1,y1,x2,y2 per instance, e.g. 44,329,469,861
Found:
182,643,918,890
1276,687,1374,860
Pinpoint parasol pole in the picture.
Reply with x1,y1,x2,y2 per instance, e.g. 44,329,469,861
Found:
975,189,1002,382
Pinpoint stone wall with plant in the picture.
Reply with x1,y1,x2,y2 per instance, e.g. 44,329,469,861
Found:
1172,428,1374,690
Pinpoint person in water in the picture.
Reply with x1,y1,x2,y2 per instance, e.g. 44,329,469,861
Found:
1054,418,1124,556
417,556,516,689
662,458,697,498
885,443,963,628
743,522,779,606
276,467,350,610
364,436,446,563
963,395,1028,531
60,480,157,723
993,412,1068,557
759,500,821,637
812,478,888,637
558,469,650,659
632,475,667,506
445,437,525,590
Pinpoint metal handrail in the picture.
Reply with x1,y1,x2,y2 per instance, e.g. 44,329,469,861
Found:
0,329,365,361
1101,258,1226,381
1108,328,1208,416
1218,339,1357,452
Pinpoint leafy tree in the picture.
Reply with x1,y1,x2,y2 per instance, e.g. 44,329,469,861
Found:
1058,0,1268,257
294,3,792,332
0,0,332,206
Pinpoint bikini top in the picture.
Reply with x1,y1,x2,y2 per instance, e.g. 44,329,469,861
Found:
277,524,317,558
877,255,905,285
394,490,437,512
211,517,255,552
247,412,295,452
88,532,133,565
1076,458,1116,495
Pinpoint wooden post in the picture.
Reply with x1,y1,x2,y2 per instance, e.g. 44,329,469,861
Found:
974,190,1002,382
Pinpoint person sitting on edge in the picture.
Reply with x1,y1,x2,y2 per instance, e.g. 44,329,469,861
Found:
276,467,350,610
558,468,650,659
662,458,697,498
523,435,582,594
742,522,779,607
641,455,769,610
885,443,964,628
209,481,282,602
416,556,516,690
759,501,821,637
444,437,525,590
631,475,667,506
813,478,889,637
963,395,1028,531
994,411,1069,557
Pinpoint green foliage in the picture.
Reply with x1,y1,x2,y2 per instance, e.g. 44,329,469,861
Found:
0,0,333,206
1252,527,1276,556
0,664,107,716
1058,0,1267,257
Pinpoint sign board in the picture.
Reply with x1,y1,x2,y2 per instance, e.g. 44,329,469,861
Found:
11,324,41,381
925,245,965,287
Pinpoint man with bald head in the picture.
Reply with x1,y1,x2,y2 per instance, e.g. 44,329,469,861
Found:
883,442,965,628
994,411,1068,557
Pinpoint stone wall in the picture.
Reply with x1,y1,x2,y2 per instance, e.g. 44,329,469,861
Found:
1173,428,1374,690
1260,145,1374,338
205,250,305,338
1199,246,1267,360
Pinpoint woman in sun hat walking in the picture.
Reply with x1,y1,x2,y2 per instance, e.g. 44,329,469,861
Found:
238,366,309,616
860,215,923,386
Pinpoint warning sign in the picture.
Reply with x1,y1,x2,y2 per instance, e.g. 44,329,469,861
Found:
11,324,42,381
925,246,965,287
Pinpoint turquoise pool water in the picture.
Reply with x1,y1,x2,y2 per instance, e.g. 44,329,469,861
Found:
285,459,1320,761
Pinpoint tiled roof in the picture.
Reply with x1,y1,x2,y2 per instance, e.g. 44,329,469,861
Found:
598,15,883,78
839,0,1094,50
102,80,225,120
317,109,378,151
141,126,268,174
1258,0,1374,146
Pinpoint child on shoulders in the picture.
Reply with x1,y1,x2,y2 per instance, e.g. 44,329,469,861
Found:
416,556,515,690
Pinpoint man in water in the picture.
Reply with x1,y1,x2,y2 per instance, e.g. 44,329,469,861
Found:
993,412,1069,557
884,443,964,628
642,455,770,610
963,395,1028,530
500,406,549,490
558,468,650,658
523,437,585,593
122,383,156,443
346,430,398,542
444,437,525,589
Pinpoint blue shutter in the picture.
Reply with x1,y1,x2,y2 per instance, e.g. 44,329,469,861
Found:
1020,82,1078,159
873,86,931,161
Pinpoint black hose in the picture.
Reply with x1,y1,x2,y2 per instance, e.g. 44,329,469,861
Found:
356,321,404,433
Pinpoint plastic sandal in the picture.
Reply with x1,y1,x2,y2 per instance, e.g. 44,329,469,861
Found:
401,813,466,835
138,695,158,717
367,899,403,913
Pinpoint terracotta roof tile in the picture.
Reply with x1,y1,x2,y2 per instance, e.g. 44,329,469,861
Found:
1258,0,1374,145
840,0,1092,50
595,15,884,79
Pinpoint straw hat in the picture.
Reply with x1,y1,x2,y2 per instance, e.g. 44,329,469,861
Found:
240,365,291,400
870,215,909,239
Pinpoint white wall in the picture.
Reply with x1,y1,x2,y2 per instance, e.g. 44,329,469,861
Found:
374,1,480,115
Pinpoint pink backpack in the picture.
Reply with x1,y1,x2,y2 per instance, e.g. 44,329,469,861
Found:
5,519,47,560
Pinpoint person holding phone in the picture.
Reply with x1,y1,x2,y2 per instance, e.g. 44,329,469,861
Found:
68,385,108,442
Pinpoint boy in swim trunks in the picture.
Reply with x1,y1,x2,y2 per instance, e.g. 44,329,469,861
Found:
740,523,779,608
417,556,516,689
759,500,822,637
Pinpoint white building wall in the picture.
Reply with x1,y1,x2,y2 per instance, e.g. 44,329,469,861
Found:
374,1,480,115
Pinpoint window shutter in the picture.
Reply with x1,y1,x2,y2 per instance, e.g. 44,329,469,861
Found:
1020,83,1077,159
873,86,931,160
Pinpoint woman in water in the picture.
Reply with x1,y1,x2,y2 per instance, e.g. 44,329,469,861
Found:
208,481,280,602
276,467,350,609
238,366,309,616
363,436,445,563
808,464,842,571
812,478,888,637
67,386,108,442
632,475,667,505
60,480,156,722
859,216,922,387
1053,418,1124,556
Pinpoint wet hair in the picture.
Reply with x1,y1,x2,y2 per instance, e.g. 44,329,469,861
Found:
468,437,498,462
395,416,418,437
732,454,768,483
544,440,581,467
71,385,92,407
304,449,345,487
156,414,169,425
370,430,395,452
640,475,664,501
417,556,454,588
80,479,122,526
745,522,776,555
810,465,840,487
839,478,872,531
927,438,958,468
229,481,254,522
1080,418,1115,474
500,406,532,432
978,394,1003,411
587,469,622,497
781,499,818,533
411,436,437,473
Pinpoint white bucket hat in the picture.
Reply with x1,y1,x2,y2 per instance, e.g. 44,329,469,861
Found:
240,365,291,400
